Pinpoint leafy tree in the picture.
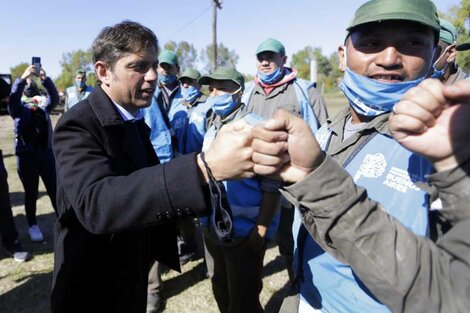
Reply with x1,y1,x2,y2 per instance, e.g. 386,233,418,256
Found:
200,43,239,73
163,41,198,71
10,63,29,81
291,46,334,93
321,52,344,94
54,49,94,91
454,0,470,71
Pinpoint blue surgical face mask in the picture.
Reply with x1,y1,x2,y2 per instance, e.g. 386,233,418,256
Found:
431,46,451,79
206,92,240,116
181,86,200,103
158,74,177,85
75,79,86,89
340,67,425,117
257,67,283,85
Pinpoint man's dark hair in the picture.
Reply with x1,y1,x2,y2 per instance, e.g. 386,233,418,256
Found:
92,20,159,70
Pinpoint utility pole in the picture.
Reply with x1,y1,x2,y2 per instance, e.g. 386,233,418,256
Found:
212,0,222,72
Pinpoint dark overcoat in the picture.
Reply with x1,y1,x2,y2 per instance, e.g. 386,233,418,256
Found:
51,85,209,313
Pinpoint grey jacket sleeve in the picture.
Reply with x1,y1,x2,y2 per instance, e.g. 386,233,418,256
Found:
281,155,470,313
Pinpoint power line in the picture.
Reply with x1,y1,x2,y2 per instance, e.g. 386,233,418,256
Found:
163,5,212,42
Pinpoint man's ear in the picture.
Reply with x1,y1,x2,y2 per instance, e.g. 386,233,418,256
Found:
95,61,111,86
446,44,457,63
338,45,347,72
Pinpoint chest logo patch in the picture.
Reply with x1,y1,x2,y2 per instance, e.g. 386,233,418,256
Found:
353,153,387,181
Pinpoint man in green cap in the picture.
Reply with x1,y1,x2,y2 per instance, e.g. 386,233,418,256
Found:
143,49,187,162
64,69,93,111
179,68,210,153
251,78,470,313
198,66,280,313
242,37,328,283
431,18,468,84
143,49,189,313
259,0,445,312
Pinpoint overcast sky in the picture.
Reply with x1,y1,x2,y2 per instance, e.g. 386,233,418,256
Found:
0,0,461,79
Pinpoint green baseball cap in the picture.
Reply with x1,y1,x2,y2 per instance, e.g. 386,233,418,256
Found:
439,18,457,45
347,0,440,34
198,67,245,91
256,38,286,56
178,68,201,81
158,49,178,67
456,38,470,51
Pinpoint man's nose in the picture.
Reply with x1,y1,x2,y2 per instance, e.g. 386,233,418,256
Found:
376,46,402,68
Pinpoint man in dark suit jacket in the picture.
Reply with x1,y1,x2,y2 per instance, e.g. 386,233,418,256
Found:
51,20,254,313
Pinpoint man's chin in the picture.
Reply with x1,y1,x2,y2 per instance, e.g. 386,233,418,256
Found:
135,98,153,108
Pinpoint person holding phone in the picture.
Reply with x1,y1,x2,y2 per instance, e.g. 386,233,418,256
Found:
7,63,59,242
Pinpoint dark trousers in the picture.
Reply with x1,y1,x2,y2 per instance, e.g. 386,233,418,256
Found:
0,150,19,249
204,229,266,313
16,149,57,225
276,202,295,282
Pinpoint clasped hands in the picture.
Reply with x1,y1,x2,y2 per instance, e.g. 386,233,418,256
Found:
202,79,470,183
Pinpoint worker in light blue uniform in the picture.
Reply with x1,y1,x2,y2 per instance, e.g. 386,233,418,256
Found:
143,50,189,312
199,67,281,313
287,1,440,312
64,69,93,111
178,68,211,154
143,50,187,163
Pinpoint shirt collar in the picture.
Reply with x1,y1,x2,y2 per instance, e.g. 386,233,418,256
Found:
112,101,144,121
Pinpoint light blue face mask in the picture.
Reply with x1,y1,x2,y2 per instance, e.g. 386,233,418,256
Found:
340,67,425,117
430,46,451,79
257,67,283,85
75,79,86,89
181,86,200,103
158,74,177,85
206,92,239,116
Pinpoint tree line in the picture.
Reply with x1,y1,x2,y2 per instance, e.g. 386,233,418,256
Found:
8,0,470,94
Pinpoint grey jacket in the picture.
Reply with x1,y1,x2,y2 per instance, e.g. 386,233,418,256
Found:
282,155,470,313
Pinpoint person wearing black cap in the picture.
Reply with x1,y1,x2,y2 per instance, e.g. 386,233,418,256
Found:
64,69,93,111
0,77,31,262
252,0,444,312
8,64,59,243
431,19,468,85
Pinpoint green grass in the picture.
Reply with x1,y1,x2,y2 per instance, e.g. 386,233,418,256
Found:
0,94,348,312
